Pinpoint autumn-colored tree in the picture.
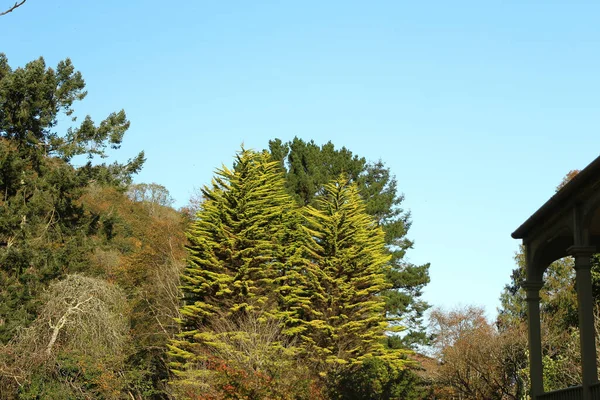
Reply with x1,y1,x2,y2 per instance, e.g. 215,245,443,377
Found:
428,306,527,400
81,183,188,398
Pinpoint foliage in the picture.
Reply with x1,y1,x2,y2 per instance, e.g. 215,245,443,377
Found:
268,138,366,207
0,53,144,176
0,54,144,344
171,149,413,398
169,149,309,380
0,54,435,397
171,312,323,400
0,274,130,399
428,305,527,400
0,54,193,398
328,356,431,400
82,183,188,398
302,176,407,369
268,137,430,347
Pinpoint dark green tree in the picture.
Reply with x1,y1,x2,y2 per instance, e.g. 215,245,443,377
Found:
330,357,432,400
0,54,144,342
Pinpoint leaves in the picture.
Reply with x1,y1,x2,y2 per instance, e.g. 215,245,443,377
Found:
268,137,431,347
170,149,307,377
302,176,406,369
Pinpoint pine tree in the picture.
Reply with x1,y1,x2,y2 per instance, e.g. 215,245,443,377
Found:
0,54,143,342
168,149,309,378
302,176,405,369
268,137,431,347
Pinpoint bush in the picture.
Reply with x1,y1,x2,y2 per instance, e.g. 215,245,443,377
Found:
328,357,430,400
170,312,325,400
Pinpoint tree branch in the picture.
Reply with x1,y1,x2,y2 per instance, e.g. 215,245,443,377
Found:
46,296,94,355
0,1,26,17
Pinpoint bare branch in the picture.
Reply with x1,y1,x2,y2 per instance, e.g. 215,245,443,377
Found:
0,0,26,17
45,296,95,355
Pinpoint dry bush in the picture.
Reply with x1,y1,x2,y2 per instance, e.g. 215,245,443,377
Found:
33,274,128,357
0,274,130,398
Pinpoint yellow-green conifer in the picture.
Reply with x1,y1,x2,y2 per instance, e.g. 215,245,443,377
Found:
302,176,406,368
168,149,309,380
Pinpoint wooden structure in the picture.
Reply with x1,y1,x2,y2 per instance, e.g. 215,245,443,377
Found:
513,156,600,399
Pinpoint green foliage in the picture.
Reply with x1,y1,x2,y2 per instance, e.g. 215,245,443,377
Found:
18,352,128,400
170,313,323,400
0,54,144,344
329,357,430,400
0,53,144,178
171,149,413,397
0,54,192,398
268,137,430,347
169,149,308,377
1,53,434,396
268,138,366,206
302,176,408,368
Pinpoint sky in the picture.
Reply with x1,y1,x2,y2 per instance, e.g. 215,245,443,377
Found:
2,0,600,319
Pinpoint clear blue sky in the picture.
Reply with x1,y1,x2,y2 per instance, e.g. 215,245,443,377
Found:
3,0,600,318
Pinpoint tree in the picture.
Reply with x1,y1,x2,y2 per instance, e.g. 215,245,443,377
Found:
169,149,310,388
268,138,366,207
127,182,175,216
268,138,430,347
330,356,432,400
302,176,406,370
0,274,130,399
82,183,189,399
0,54,145,188
428,306,527,400
0,54,144,343
0,1,26,17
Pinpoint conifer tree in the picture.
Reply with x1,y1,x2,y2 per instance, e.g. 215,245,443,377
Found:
302,176,406,369
0,54,143,343
268,137,431,347
169,149,309,379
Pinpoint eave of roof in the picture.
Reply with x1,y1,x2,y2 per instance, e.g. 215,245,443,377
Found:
512,154,600,239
